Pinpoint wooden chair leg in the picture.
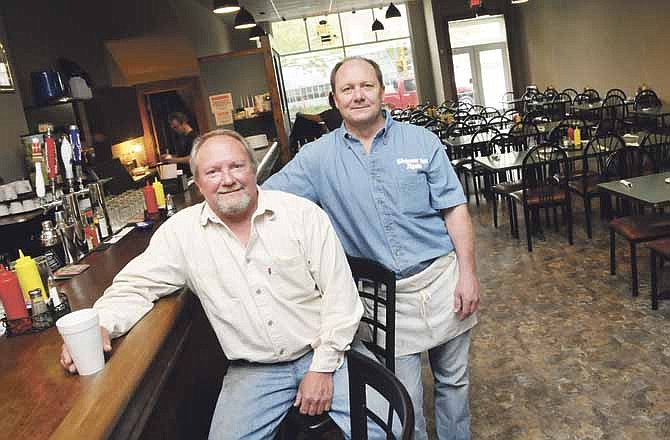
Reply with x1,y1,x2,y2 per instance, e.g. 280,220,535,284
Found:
492,193,498,228
553,205,559,232
631,242,638,297
524,203,533,252
567,201,573,245
610,229,616,275
651,250,659,310
585,195,593,239
473,174,480,206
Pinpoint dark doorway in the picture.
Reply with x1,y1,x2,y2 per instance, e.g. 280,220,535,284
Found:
145,90,199,156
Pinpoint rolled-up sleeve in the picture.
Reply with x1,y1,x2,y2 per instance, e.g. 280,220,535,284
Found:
426,135,467,211
94,224,187,338
302,204,363,372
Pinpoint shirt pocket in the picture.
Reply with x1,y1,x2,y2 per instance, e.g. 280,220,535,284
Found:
271,255,319,303
398,170,430,215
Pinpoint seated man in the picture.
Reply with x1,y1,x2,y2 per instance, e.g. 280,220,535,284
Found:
59,129,379,439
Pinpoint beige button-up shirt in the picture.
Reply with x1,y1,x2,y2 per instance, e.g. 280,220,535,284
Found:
94,189,363,372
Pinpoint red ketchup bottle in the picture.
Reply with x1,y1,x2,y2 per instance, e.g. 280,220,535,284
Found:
0,264,29,320
143,181,159,216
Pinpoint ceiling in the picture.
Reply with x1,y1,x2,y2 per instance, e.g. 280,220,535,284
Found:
237,0,412,23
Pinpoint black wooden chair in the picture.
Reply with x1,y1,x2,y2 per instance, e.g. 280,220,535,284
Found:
510,144,573,252
606,147,666,298
641,130,670,171
278,257,397,439
460,126,500,206
605,88,627,100
489,133,522,229
348,350,414,440
568,134,625,238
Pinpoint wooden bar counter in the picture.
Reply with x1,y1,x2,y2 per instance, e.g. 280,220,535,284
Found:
0,185,227,440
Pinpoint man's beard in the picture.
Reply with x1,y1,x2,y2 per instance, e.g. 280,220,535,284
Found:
215,189,251,216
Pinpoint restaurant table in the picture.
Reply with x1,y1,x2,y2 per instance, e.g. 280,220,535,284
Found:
628,104,670,127
0,184,227,440
475,147,588,172
597,172,670,209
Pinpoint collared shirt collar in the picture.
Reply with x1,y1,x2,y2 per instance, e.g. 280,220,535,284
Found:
199,186,275,226
341,110,394,143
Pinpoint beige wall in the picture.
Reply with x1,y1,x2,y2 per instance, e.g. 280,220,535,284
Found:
0,13,29,181
514,0,670,98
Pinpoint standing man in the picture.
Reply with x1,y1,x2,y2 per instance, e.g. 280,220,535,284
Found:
60,129,384,439
264,56,480,440
163,112,198,175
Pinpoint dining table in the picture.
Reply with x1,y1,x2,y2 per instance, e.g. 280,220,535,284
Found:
597,171,670,209
628,104,670,128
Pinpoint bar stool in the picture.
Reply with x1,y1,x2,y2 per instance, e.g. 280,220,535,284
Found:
277,256,397,439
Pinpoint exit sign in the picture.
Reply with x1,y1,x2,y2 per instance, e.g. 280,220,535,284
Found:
470,0,481,7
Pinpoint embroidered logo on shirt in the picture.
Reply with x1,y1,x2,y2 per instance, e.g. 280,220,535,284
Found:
397,158,429,170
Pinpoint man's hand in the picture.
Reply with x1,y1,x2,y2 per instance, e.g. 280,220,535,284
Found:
60,327,112,374
453,271,480,320
160,153,175,164
294,371,334,416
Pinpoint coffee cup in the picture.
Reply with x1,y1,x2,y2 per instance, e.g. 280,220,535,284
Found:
56,309,106,376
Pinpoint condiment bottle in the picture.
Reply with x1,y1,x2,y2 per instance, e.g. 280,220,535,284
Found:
29,289,53,329
14,249,47,302
567,127,574,143
152,178,166,209
574,126,581,149
166,194,176,218
47,274,62,307
143,181,159,215
94,207,109,240
0,264,29,320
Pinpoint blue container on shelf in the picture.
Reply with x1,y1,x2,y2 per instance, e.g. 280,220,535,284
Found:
31,70,65,105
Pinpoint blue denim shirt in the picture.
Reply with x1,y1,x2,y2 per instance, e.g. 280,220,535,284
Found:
263,111,467,278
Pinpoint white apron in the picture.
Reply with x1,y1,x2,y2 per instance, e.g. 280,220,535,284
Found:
359,252,478,357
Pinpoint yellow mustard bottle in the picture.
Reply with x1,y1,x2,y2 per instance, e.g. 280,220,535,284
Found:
14,249,47,302
574,126,581,149
152,178,166,209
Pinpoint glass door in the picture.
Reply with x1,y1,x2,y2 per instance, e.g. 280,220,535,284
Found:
452,50,476,105
448,15,513,109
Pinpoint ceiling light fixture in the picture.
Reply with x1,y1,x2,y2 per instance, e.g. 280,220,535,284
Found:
213,0,240,14
372,18,384,32
385,2,401,18
249,26,266,41
234,8,256,29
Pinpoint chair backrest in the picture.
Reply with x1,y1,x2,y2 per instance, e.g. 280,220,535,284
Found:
463,113,488,128
502,108,520,120
488,133,516,155
604,146,656,180
605,88,627,100
408,111,431,126
510,121,540,150
521,145,571,201
635,89,661,110
581,134,626,177
601,94,626,122
562,88,578,101
348,350,414,440
390,108,404,121
347,256,396,372
470,126,500,158
544,87,558,99
583,88,600,102
453,109,470,122
487,115,513,130
641,131,670,171
574,93,591,105
480,106,501,119
455,101,473,112
523,109,549,124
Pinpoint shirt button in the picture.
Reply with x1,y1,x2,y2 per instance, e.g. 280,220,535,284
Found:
395,250,401,256
245,257,251,264
268,320,273,326
256,288,262,295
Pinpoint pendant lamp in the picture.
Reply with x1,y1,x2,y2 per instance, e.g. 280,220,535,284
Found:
372,19,384,31
213,0,240,14
249,26,266,41
385,3,401,19
234,8,256,29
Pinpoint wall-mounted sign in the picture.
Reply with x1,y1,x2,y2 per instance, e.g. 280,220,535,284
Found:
209,92,234,126
0,42,16,93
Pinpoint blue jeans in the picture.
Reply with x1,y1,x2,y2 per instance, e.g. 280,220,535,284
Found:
395,329,472,440
208,343,388,439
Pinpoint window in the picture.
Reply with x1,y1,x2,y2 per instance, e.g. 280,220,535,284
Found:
271,6,417,119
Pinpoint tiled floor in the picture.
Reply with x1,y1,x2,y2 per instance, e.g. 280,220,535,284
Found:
421,198,670,439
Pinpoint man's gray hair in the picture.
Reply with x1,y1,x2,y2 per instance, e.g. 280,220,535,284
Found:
190,129,259,177
330,56,384,92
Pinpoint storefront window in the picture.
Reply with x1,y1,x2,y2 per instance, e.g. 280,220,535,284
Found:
271,6,417,119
